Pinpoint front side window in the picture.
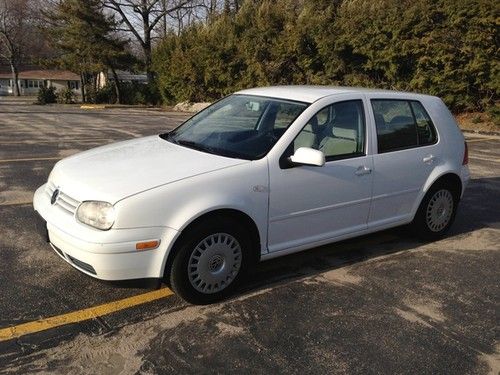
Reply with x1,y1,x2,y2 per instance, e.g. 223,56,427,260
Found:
163,94,308,160
372,99,437,153
293,100,365,160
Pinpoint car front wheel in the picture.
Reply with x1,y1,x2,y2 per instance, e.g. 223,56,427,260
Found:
169,218,249,304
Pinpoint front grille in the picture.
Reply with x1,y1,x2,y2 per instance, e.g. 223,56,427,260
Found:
46,181,81,216
66,254,97,275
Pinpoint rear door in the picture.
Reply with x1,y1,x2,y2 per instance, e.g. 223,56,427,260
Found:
367,97,440,228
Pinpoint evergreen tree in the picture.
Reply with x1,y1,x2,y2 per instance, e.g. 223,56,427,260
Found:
153,0,499,112
48,0,132,103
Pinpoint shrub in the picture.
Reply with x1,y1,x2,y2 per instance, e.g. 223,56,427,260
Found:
37,86,57,105
152,0,498,112
486,104,500,127
57,87,76,104
83,84,97,104
81,82,159,105
95,83,115,104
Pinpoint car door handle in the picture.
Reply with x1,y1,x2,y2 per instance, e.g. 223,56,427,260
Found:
423,154,435,164
355,165,372,176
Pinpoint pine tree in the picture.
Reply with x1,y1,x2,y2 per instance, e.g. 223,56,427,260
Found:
48,0,131,103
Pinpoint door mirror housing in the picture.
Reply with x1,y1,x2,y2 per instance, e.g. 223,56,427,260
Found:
289,147,325,167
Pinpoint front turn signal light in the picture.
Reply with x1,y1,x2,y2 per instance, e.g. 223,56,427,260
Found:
136,240,160,251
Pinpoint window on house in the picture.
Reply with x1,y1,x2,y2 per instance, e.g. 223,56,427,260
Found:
28,80,42,88
69,81,79,90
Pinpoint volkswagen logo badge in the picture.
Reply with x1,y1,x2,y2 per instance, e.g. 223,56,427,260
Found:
51,189,60,205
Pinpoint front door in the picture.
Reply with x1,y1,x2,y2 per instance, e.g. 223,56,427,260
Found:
267,98,373,253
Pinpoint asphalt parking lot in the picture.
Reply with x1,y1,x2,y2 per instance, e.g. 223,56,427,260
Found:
0,97,498,374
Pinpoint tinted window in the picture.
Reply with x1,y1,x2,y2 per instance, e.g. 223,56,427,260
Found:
411,101,437,145
294,100,365,160
372,100,418,152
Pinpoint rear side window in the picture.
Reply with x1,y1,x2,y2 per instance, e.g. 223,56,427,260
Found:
372,99,437,153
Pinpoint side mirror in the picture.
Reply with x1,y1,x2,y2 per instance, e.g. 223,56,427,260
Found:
289,147,325,167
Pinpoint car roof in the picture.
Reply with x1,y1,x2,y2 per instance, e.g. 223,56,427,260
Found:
235,85,433,104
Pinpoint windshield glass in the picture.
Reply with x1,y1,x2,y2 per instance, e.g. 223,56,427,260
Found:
162,94,308,160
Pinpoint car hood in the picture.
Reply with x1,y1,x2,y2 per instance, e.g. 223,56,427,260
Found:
49,135,248,204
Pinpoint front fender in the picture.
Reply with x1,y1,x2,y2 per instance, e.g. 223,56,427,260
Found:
113,158,269,267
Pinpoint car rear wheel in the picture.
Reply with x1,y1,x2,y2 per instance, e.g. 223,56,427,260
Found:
412,183,459,240
169,218,249,304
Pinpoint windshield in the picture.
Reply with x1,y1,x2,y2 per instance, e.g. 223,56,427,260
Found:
161,94,308,160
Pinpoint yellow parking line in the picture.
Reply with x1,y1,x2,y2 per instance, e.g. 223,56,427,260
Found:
0,139,111,145
0,287,174,342
0,201,32,206
0,157,60,163
80,105,106,109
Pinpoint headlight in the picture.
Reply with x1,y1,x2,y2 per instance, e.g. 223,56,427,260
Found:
76,201,115,230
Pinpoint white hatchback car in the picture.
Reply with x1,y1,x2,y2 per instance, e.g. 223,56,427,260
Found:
34,86,470,303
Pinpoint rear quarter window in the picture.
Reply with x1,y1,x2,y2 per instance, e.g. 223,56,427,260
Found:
410,101,437,146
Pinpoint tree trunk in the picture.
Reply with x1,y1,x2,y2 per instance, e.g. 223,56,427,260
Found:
80,72,86,103
110,66,122,104
140,3,155,85
10,62,20,96
144,39,155,84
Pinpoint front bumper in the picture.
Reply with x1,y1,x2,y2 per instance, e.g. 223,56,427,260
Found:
33,184,178,280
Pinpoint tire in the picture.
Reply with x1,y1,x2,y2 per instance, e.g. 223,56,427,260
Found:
412,182,459,240
168,217,251,304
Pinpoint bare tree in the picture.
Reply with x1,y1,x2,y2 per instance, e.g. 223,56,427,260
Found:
102,0,197,83
0,0,40,96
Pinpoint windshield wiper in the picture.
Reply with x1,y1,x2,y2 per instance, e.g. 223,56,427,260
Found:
175,140,219,155
161,133,248,159
161,132,213,153
159,132,177,142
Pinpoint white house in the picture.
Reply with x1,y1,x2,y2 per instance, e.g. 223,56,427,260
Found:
0,69,81,96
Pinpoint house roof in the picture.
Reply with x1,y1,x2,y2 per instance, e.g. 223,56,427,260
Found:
107,70,147,81
0,70,80,81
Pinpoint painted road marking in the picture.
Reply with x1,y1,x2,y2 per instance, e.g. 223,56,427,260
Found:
469,155,500,163
0,139,112,145
466,137,494,143
80,104,106,109
0,200,32,207
0,288,174,342
0,157,60,163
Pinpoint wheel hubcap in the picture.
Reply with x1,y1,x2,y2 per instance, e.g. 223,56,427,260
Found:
188,233,242,294
426,189,454,232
